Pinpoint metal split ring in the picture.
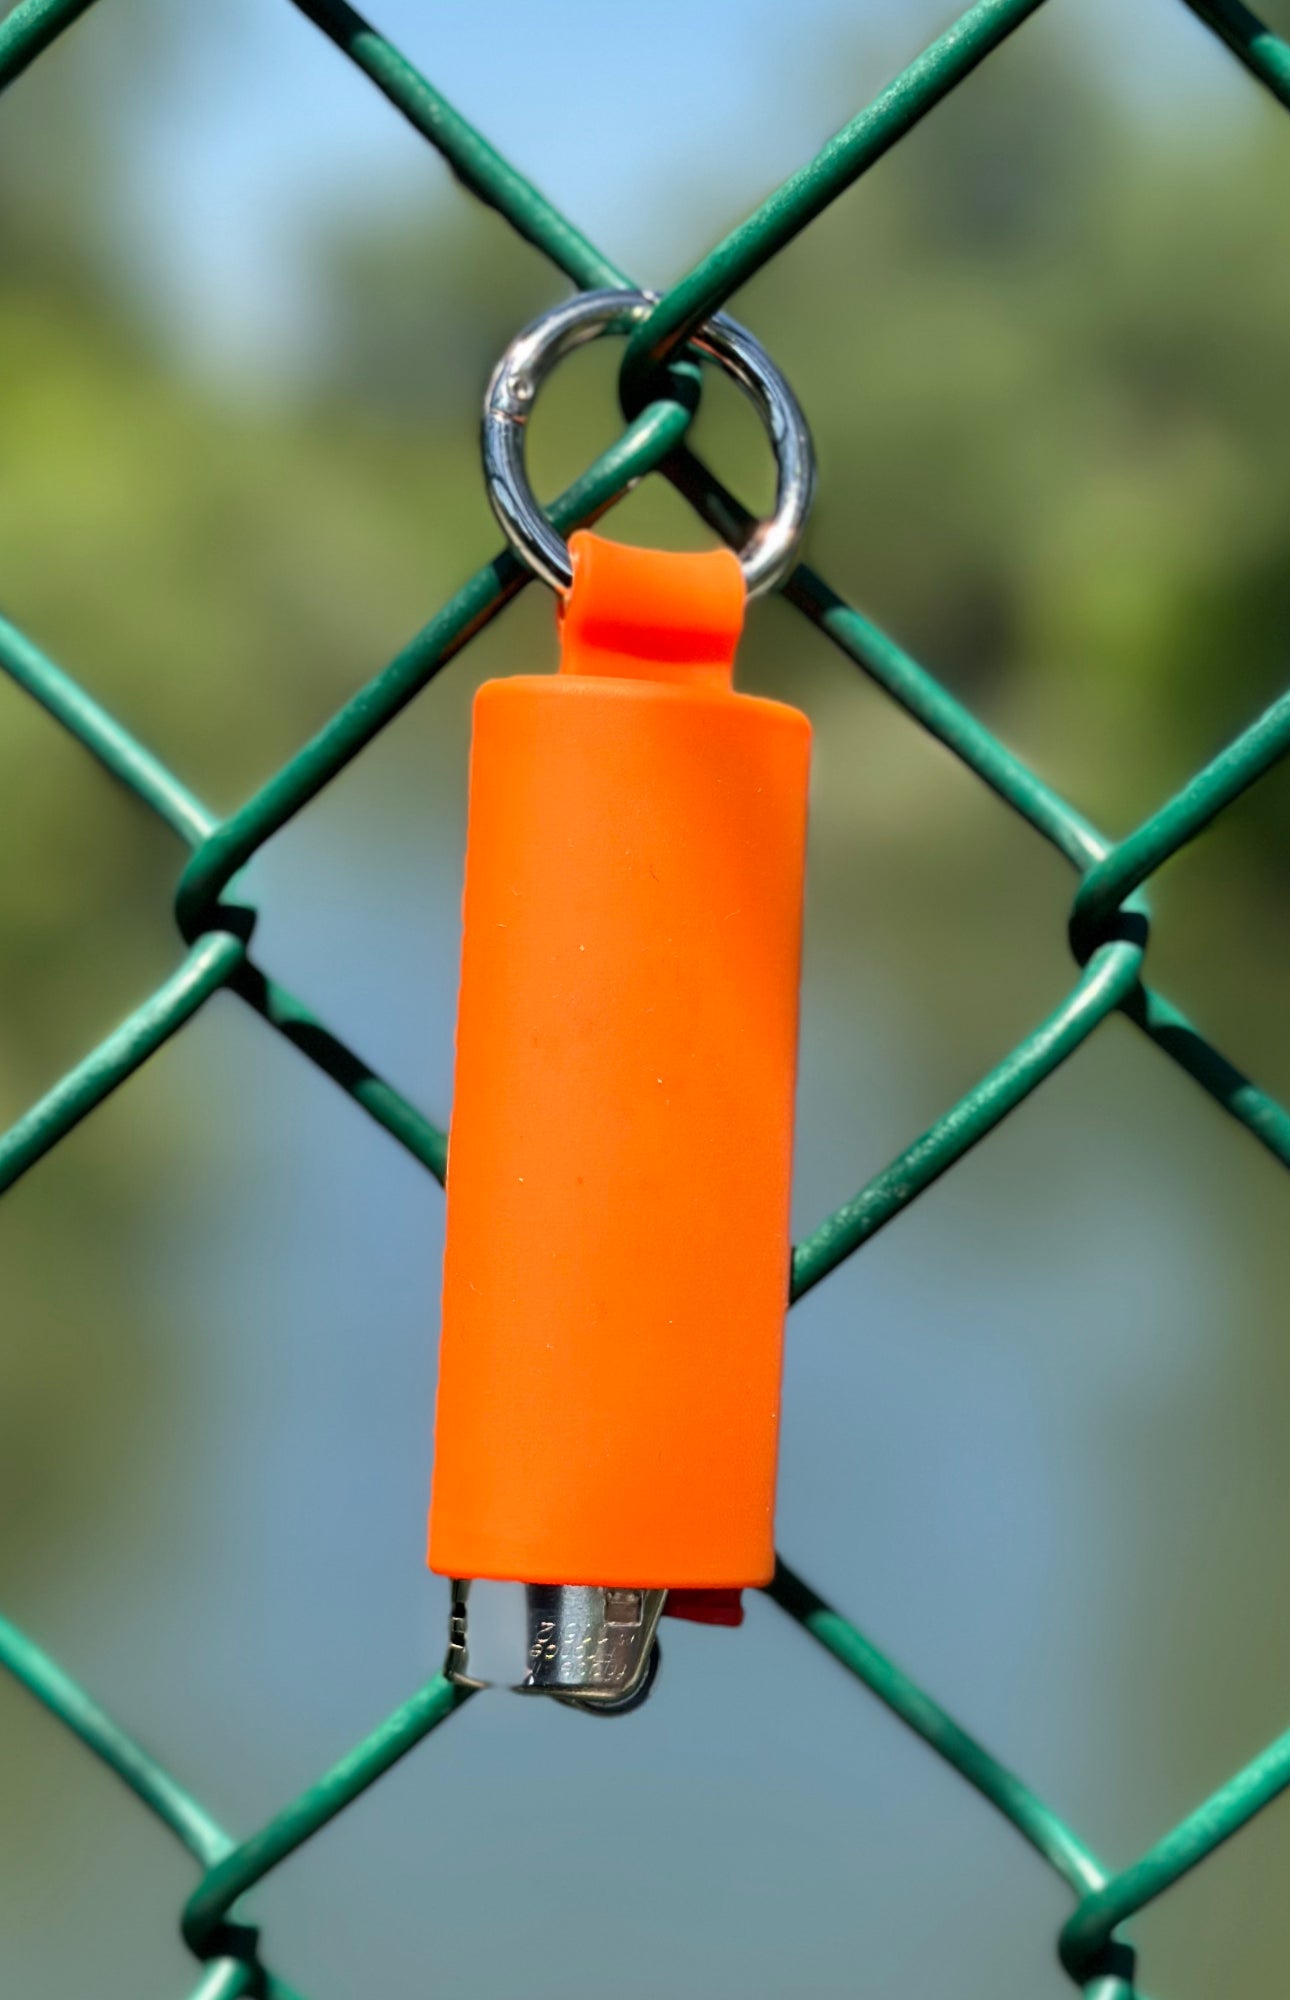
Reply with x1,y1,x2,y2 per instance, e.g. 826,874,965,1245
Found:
482,288,815,600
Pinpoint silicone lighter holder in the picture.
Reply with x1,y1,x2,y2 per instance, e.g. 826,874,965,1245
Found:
428,531,810,1589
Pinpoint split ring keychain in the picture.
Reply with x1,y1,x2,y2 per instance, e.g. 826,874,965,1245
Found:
428,289,816,1711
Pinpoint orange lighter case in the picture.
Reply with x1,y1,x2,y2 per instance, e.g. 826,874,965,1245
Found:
428,531,810,1592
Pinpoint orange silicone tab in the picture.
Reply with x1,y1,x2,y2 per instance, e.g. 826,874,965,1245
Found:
428,531,811,1589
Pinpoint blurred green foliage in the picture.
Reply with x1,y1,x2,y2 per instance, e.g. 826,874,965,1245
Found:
2,10,1290,1995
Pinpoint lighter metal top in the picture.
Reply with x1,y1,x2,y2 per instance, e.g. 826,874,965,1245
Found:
482,287,815,601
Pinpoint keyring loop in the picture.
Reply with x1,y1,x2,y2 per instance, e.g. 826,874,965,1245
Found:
482,288,815,601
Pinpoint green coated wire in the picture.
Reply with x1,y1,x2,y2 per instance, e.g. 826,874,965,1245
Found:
1070,689,1290,960
0,0,102,90
232,961,450,1183
0,1615,232,1867
182,1677,474,1959
620,0,1053,402
0,622,453,1185
779,566,1105,872
183,1962,256,2000
1061,1718,1290,1980
174,395,693,940
0,934,247,1197
1,1,1290,1996
288,0,626,291
1124,985,1290,1170
0,613,215,845
0,1612,321,1996
678,458,1290,1177
791,938,1144,1302
766,1561,1107,1898
1184,0,1290,108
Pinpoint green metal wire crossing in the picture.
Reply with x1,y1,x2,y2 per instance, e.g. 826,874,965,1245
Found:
2,0,1290,1993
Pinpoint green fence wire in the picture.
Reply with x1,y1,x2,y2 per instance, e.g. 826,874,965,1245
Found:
1,0,1289,1993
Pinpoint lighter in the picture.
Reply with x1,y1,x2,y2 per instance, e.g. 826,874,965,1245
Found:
428,290,815,1711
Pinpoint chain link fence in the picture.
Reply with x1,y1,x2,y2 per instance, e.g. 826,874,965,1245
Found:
2,0,1290,1994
